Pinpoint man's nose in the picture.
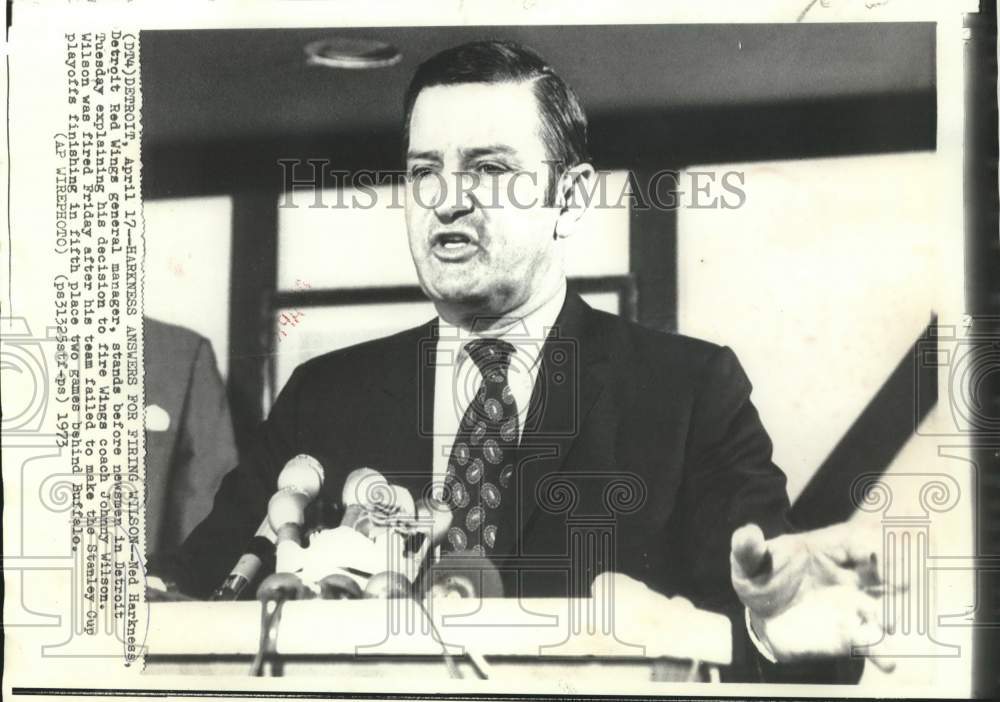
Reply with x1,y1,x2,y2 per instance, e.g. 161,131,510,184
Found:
433,171,479,223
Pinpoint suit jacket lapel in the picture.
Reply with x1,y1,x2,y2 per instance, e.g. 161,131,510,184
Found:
493,293,612,558
366,319,437,497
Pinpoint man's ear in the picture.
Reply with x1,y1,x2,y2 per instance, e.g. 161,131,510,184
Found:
554,163,596,240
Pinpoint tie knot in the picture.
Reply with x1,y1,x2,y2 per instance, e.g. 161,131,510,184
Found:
465,338,515,377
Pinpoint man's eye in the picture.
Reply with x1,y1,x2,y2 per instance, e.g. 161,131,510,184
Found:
408,166,435,180
475,162,511,175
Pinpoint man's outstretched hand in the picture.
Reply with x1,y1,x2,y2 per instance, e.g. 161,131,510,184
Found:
730,522,899,672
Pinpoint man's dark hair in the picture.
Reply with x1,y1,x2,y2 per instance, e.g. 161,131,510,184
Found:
403,39,590,203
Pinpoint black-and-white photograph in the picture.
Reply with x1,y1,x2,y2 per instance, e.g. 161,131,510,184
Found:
3,3,997,698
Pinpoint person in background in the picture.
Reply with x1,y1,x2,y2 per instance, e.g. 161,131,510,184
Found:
144,316,237,558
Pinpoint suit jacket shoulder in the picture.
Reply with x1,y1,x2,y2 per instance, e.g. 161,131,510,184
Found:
294,320,434,385
585,305,731,376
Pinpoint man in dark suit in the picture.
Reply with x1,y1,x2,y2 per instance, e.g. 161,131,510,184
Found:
169,40,890,682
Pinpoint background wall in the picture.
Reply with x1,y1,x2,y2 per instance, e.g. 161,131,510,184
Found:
677,152,970,689
144,196,233,376
678,152,942,503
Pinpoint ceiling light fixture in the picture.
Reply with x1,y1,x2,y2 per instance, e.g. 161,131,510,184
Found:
304,37,402,69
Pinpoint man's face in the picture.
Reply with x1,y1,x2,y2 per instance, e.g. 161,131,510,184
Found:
404,81,563,322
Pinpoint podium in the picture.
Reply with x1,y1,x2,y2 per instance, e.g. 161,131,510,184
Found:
145,597,732,682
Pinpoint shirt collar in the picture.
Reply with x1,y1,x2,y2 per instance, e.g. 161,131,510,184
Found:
437,280,567,372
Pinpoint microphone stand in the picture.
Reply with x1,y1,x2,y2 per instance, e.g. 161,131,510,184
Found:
250,595,285,676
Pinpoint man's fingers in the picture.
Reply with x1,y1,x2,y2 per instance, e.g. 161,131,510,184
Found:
852,622,895,673
866,656,897,674
802,521,912,594
853,625,896,674
731,523,771,578
811,522,883,571
852,590,895,673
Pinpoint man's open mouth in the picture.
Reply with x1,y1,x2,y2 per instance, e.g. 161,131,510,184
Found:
432,231,476,247
431,231,478,260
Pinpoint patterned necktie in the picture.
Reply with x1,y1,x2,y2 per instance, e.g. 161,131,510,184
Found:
443,338,519,555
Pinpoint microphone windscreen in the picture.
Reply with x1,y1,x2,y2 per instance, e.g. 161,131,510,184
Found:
364,571,411,599
255,516,278,542
342,467,386,507
256,572,313,601
268,489,310,530
318,573,364,600
340,503,367,530
389,485,415,519
277,454,325,498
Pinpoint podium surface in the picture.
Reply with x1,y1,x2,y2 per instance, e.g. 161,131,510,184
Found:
145,598,732,681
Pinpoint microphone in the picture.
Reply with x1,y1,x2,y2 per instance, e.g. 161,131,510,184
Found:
318,573,364,600
211,455,324,601
299,523,384,588
268,454,325,573
303,471,425,593
364,571,412,599
364,482,419,586
340,467,389,536
342,466,386,505
406,496,453,577
388,484,416,519
256,571,314,602
293,467,398,592
414,494,453,545
210,517,276,601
